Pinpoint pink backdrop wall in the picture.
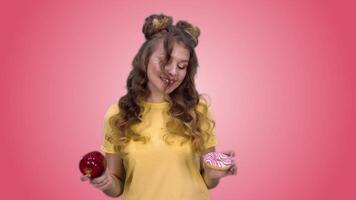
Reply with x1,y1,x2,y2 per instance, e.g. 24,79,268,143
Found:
1,0,355,199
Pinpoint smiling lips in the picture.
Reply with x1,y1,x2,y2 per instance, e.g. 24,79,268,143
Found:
160,76,175,86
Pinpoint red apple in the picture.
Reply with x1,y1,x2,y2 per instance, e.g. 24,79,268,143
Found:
79,151,107,179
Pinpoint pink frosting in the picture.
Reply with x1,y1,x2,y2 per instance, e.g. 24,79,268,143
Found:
203,152,232,169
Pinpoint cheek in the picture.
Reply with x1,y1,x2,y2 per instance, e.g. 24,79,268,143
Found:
146,63,160,80
179,70,188,82
146,67,153,81
151,63,163,75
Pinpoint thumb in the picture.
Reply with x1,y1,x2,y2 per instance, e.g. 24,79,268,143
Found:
80,174,91,182
222,150,235,157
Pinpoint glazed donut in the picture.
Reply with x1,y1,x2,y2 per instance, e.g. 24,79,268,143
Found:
203,152,232,171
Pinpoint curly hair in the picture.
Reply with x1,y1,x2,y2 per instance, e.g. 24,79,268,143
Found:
108,13,215,157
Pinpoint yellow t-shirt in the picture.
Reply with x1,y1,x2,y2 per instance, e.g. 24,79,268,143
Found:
100,100,218,200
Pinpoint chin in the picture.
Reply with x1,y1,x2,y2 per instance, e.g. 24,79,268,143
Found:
163,84,178,94
154,80,179,94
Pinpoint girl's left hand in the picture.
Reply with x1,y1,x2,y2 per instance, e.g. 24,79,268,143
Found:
202,150,238,179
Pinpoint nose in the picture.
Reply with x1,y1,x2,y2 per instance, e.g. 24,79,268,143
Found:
165,63,178,78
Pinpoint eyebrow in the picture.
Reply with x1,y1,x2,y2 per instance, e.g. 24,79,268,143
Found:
178,59,189,63
159,54,189,63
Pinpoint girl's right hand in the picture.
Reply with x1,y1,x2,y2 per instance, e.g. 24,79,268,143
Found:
80,168,115,191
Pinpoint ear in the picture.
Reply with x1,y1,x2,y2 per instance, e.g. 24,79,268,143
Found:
200,146,216,174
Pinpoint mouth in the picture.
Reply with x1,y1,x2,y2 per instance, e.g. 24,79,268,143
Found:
160,76,175,87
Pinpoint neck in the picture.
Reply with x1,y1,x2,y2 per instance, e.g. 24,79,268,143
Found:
147,94,165,103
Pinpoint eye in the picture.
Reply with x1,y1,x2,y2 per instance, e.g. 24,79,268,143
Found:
178,64,187,70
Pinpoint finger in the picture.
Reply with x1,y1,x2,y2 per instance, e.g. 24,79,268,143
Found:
225,160,235,171
228,164,237,172
234,167,238,175
98,183,110,191
229,167,237,175
97,178,113,190
90,178,100,184
231,163,238,170
226,168,235,175
222,150,235,157
93,177,110,189
80,175,90,182
90,174,106,184
228,164,235,172
228,169,236,175
232,166,238,175
91,173,112,186
96,179,112,190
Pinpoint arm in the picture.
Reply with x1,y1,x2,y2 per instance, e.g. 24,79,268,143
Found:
102,153,126,197
200,146,220,189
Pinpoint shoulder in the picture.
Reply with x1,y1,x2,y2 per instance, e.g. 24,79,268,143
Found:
104,103,120,119
196,95,212,114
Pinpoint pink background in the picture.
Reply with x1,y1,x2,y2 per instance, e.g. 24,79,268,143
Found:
1,0,355,199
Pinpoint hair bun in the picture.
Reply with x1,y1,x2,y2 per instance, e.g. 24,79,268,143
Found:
142,14,173,40
176,20,200,46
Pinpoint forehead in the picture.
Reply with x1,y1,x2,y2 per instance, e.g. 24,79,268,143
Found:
153,41,190,61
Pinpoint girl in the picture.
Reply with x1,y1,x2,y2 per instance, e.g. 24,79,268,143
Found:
81,13,237,200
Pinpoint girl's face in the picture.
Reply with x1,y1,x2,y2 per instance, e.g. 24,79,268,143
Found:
146,41,190,100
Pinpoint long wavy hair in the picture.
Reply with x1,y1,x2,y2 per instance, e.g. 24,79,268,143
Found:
108,14,215,157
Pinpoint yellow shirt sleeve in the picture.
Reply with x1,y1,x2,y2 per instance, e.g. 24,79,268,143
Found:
100,103,120,154
197,99,218,149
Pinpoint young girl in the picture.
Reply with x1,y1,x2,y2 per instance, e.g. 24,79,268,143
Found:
81,13,237,199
